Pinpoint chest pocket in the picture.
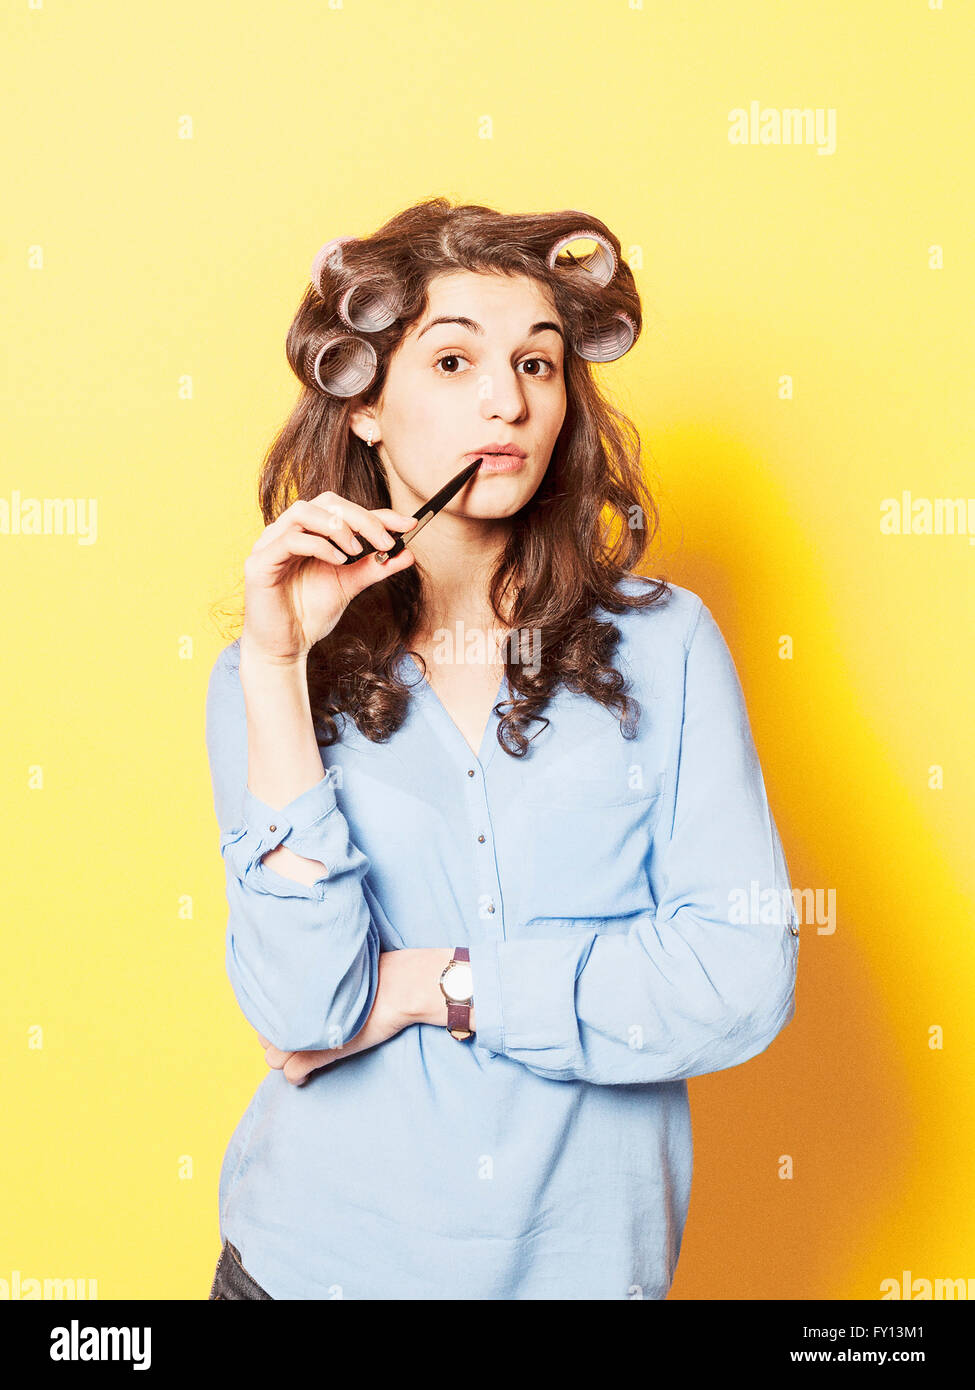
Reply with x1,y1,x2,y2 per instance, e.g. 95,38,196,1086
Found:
511,791,663,925
509,710,665,925
518,705,664,810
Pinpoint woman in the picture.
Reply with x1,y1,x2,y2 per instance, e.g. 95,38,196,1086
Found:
205,198,800,1300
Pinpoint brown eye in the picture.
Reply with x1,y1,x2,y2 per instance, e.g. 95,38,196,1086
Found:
518,357,556,378
434,353,470,375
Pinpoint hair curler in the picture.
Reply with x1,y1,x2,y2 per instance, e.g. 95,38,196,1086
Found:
310,236,358,295
337,280,401,333
546,229,618,287
573,311,636,363
311,331,378,396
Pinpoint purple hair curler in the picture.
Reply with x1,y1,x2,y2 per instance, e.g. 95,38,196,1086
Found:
311,332,378,397
547,229,618,287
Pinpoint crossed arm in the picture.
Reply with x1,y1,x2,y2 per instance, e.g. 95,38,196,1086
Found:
210,601,798,1091
217,642,477,1082
257,945,478,1085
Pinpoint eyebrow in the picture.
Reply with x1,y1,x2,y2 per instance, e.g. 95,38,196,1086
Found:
416,315,565,343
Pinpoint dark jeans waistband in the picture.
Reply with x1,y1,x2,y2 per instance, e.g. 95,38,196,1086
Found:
208,1239,273,1300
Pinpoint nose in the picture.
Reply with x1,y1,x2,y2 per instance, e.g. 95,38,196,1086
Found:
478,366,529,423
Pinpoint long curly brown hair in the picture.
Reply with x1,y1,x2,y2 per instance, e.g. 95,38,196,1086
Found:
213,197,671,757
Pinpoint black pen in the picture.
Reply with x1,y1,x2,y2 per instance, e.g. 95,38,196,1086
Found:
340,457,484,564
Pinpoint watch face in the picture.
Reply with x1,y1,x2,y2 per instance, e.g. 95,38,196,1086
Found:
443,961,473,1002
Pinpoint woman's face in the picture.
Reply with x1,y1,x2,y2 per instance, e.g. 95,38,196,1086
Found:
356,270,567,518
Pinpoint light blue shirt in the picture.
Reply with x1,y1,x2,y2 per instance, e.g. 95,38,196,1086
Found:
205,578,799,1299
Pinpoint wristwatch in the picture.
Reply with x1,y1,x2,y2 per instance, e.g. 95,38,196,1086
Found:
439,946,474,1041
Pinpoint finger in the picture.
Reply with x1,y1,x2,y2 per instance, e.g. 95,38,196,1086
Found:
263,1043,293,1070
283,1050,335,1085
342,543,416,589
373,507,419,529
250,507,302,554
254,529,416,587
252,498,414,559
307,498,415,531
293,499,400,558
250,495,374,557
307,491,415,531
291,501,373,559
249,528,357,574
246,524,415,597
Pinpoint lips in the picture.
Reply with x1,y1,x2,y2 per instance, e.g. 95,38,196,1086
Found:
475,453,525,474
466,444,527,459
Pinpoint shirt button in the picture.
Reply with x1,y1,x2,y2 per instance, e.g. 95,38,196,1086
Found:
790,923,799,936
269,824,277,833
467,769,475,777
486,902,495,913
477,834,485,843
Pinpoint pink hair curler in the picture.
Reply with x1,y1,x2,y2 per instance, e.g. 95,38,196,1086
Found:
310,236,358,294
311,331,378,396
337,280,400,333
546,229,618,287
574,311,636,363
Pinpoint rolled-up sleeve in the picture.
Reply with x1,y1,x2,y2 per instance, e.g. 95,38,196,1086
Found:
205,642,380,1052
468,600,800,1085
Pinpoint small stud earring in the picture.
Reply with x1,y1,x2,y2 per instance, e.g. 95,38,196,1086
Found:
366,425,375,447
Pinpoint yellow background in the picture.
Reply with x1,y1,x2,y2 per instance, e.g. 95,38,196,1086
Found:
2,0,972,1299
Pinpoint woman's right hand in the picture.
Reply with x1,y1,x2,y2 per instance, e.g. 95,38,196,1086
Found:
240,492,418,664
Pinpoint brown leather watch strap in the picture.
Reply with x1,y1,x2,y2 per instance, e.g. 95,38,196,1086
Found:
447,1002,472,1037
444,946,473,1041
